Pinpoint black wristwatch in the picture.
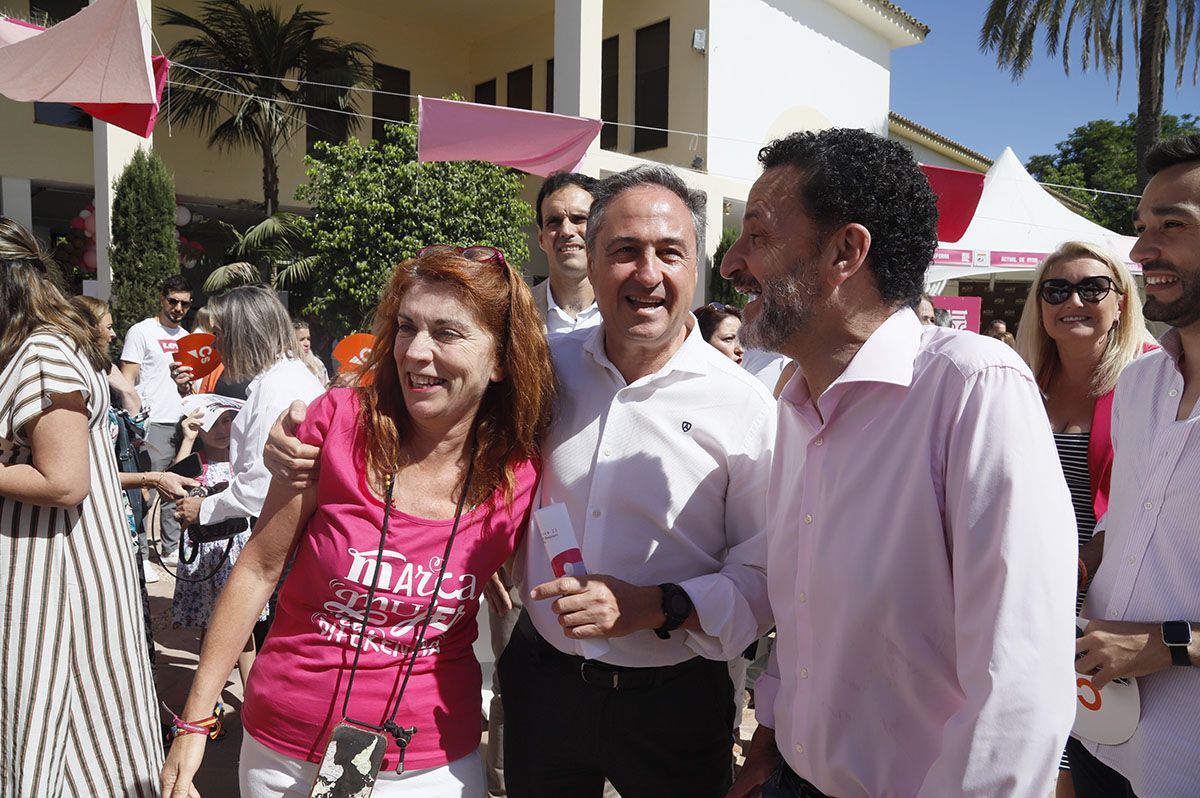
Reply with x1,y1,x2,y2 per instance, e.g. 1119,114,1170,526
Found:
1162,621,1193,666
655,583,693,640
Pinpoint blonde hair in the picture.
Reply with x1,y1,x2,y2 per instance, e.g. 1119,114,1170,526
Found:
206,285,297,383
1016,241,1150,396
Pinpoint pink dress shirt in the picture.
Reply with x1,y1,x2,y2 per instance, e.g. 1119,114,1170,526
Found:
756,309,1078,798
1079,331,1200,797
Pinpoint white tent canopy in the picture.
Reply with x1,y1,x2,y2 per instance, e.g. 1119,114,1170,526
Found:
926,147,1137,291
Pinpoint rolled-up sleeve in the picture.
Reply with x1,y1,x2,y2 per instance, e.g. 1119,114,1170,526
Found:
918,365,1078,797
680,400,775,661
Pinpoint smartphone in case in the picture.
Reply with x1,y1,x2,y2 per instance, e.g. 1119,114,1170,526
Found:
309,722,388,798
167,452,203,479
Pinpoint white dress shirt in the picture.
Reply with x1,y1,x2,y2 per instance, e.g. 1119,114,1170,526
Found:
199,358,324,525
544,282,602,337
757,310,1077,798
515,320,776,667
1079,331,1200,797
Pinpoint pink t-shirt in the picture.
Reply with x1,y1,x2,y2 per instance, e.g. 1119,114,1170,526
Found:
243,388,538,771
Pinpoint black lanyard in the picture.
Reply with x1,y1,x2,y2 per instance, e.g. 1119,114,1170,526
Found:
338,457,475,773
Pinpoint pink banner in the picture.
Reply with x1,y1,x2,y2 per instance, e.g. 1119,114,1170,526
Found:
933,248,973,266
418,96,602,177
932,295,982,333
989,251,1046,268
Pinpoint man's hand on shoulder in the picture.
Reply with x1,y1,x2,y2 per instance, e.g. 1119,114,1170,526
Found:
1075,619,1174,689
264,400,319,488
531,574,665,639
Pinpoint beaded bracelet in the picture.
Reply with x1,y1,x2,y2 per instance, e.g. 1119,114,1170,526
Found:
164,702,225,741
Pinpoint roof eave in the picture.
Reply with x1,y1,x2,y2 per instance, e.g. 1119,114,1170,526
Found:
825,0,929,48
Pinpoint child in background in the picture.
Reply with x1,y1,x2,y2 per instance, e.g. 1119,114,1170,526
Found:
170,393,263,692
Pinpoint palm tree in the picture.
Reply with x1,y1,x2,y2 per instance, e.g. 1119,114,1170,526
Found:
980,0,1197,189
202,212,317,292
161,0,374,242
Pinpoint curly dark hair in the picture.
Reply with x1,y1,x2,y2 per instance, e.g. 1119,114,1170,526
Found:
535,172,600,228
758,128,938,306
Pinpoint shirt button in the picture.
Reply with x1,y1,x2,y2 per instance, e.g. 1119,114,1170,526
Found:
591,509,601,518
1144,501,1153,510
603,447,612,457
1169,389,1179,397
797,592,807,604
804,514,813,525
800,668,809,679
1128,556,1136,565
813,437,824,447
795,744,805,754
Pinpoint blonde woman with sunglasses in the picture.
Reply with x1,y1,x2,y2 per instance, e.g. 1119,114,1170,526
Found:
1015,241,1156,797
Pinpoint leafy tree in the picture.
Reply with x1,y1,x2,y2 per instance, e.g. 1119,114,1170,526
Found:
161,0,374,236
297,121,533,339
980,0,1200,188
109,148,180,346
1027,112,1200,234
202,212,315,292
707,228,746,308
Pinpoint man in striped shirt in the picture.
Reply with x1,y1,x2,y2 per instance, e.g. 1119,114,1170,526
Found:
1069,134,1200,797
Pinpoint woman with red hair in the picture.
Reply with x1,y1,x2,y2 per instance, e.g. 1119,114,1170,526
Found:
162,246,555,797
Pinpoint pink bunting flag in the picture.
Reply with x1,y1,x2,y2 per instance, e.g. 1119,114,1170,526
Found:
0,0,167,137
418,96,602,177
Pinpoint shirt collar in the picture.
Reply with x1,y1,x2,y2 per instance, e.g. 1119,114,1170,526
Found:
1159,328,1184,364
583,316,709,384
546,282,600,321
780,308,921,411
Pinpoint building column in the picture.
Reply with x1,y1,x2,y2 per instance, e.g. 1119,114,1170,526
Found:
0,176,33,230
89,0,153,301
554,0,603,176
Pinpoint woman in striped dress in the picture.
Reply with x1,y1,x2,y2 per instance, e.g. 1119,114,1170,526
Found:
0,217,163,797
1016,240,1154,798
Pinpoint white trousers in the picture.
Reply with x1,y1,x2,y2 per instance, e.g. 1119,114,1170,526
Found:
240,732,486,798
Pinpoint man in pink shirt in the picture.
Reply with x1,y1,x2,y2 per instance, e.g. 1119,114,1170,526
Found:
1066,135,1200,797
722,128,1078,798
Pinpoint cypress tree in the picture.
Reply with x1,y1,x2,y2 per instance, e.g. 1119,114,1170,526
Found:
109,147,179,345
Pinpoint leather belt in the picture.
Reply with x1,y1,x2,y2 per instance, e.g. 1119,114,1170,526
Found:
514,610,707,691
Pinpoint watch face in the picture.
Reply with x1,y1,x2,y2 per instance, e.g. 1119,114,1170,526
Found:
1163,621,1192,646
667,592,690,616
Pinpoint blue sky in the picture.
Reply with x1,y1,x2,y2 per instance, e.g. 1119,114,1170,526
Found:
890,2,1200,164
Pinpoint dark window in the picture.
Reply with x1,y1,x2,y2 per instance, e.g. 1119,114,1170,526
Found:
31,1,91,130
507,65,533,110
475,79,497,105
372,63,411,141
600,36,619,150
635,20,669,152
545,59,555,113
306,102,349,157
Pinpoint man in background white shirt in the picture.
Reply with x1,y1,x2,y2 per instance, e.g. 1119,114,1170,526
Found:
724,128,1077,798
529,171,602,336
120,274,192,566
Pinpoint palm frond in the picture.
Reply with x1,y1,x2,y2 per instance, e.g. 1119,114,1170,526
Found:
274,255,319,288
203,260,259,293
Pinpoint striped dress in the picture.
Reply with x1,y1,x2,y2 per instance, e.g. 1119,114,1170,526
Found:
1052,430,1097,772
0,332,163,797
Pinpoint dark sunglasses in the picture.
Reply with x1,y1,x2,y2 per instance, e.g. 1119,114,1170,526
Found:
417,244,509,271
165,297,193,309
1038,276,1121,305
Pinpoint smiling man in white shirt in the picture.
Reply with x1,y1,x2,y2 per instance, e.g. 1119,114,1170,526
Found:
498,166,775,798
529,172,603,336
723,128,1078,798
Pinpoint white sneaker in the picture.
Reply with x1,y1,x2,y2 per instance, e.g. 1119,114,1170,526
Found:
160,550,179,566
143,559,160,584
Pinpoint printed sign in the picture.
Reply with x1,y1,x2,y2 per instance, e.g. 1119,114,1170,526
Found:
930,295,982,333
932,248,973,266
989,250,1046,268
332,333,376,375
172,333,221,380
1073,618,1140,745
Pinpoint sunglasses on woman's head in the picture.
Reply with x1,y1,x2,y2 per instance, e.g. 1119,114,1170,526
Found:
1038,276,1120,305
417,245,509,271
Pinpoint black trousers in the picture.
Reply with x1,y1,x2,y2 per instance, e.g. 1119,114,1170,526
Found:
761,761,832,798
1065,737,1138,798
498,614,735,798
